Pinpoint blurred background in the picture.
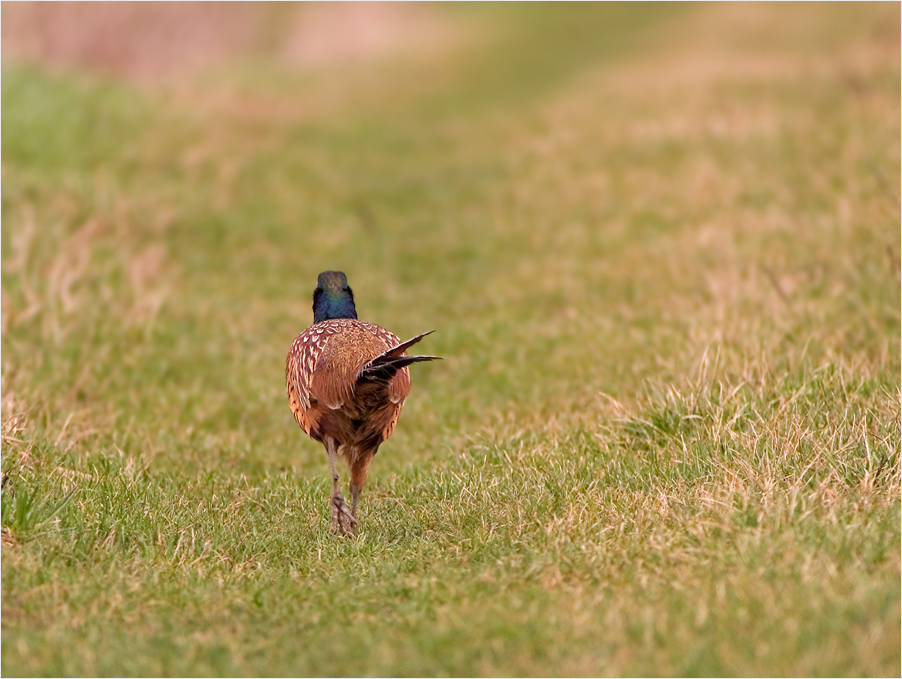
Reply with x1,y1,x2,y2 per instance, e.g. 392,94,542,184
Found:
3,1,899,465
3,2,900,469
3,2,459,81
2,3,900,676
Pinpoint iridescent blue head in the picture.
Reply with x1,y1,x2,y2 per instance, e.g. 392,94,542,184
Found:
313,271,358,323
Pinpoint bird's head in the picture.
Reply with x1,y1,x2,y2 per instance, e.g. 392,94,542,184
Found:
313,271,358,323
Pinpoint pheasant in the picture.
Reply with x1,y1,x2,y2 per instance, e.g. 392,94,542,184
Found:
285,271,440,535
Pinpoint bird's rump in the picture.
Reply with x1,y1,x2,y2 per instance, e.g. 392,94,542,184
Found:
309,321,405,409
286,318,423,440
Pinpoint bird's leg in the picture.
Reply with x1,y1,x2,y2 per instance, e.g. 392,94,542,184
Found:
349,453,374,519
326,437,356,536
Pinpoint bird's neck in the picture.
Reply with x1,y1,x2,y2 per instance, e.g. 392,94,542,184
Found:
313,293,358,323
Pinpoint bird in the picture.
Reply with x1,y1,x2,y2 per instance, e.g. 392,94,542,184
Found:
285,271,440,536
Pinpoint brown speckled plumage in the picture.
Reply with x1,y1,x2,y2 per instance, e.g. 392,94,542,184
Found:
286,318,411,447
286,272,439,535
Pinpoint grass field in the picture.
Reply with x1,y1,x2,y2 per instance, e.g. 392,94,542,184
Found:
2,3,900,676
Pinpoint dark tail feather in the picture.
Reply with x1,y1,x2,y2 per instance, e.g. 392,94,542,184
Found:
360,355,442,382
378,330,435,360
359,331,442,382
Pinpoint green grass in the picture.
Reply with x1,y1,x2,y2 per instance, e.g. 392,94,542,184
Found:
2,3,900,676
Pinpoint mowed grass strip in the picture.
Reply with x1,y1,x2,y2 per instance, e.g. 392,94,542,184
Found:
2,3,900,676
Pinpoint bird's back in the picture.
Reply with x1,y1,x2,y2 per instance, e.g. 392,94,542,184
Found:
286,318,411,446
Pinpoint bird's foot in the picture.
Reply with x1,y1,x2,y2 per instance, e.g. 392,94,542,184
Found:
330,495,357,536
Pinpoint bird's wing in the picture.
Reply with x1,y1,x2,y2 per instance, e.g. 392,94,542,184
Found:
286,321,345,433
286,346,315,435
363,329,411,440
